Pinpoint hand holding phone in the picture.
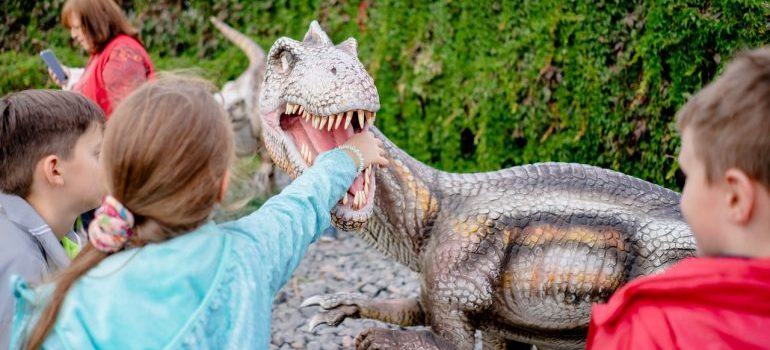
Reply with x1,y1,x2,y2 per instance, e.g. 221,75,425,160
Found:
40,49,69,85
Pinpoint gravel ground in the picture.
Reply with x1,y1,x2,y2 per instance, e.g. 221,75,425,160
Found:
269,230,422,349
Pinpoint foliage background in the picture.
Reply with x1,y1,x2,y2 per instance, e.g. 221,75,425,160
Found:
2,0,768,190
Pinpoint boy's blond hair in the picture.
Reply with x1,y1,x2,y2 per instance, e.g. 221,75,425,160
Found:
677,47,770,188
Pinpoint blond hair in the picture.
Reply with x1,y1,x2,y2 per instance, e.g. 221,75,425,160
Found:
676,47,770,188
26,75,234,349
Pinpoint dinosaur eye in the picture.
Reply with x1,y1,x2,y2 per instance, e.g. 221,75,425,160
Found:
331,67,337,75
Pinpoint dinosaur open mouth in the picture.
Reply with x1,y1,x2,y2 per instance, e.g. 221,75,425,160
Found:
279,102,376,211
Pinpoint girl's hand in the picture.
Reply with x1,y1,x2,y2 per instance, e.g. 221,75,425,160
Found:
342,131,389,169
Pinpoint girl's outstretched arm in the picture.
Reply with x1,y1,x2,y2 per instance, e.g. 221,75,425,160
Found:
220,149,357,294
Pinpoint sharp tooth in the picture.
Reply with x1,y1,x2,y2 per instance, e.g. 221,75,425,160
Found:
345,111,353,129
353,192,359,208
357,111,365,129
334,113,343,129
366,111,374,124
327,117,334,131
364,182,369,195
293,105,300,114
319,117,327,130
285,103,293,114
342,194,348,205
313,116,320,129
298,105,304,115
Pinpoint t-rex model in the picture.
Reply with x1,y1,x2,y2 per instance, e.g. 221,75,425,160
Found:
258,21,696,350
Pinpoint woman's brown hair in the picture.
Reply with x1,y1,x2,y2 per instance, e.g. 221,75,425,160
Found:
25,75,234,349
61,0,139,53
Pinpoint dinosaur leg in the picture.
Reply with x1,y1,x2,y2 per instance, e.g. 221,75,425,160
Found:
354,284,478,349
302,292,427,330
355,328,459,350
481,332,532,350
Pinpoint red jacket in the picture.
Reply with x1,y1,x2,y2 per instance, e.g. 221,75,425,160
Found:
588,257,770,350
74,34,154,118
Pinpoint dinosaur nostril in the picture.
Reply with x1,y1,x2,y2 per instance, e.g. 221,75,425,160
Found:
331,67,337,75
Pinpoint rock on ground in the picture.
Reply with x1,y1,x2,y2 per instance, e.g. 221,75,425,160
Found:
270,230,422,349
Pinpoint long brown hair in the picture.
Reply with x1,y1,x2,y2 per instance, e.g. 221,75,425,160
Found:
61,0,139,53
25,75,234,349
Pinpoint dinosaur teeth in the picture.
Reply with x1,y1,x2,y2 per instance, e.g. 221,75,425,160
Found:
345,111,353,129
327,116,334,131
357,111,365,130
319,116,327,130
285,103,293,114
293,104,300,114
298,105,304,115
354,190,366,209
312,116,320,129
300,143,315,165
334,113,343,129
366,111,374,125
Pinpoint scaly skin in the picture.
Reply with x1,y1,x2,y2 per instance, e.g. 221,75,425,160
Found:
259,22,696,350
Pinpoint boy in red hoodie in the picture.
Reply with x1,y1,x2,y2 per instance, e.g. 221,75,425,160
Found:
587,47,770,349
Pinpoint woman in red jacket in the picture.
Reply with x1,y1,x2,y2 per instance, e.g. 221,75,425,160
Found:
51,0,154,118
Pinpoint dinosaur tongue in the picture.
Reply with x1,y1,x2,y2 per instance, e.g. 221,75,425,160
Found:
283,115,365,194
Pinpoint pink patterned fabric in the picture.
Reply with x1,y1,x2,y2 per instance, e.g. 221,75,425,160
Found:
73,35,155,118
88,196,135,253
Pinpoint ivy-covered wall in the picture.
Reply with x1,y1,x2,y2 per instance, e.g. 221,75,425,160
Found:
2,0,768,190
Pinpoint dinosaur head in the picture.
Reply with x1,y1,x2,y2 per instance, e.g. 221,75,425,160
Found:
259,21,380,231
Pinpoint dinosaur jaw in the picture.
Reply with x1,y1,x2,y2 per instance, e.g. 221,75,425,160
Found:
272,101,377,230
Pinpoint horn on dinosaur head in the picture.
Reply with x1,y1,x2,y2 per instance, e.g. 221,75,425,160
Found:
335,38,358,58
303,20,333,47
266,37,304,76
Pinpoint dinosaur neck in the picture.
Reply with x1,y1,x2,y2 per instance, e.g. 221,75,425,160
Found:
358,128,441,272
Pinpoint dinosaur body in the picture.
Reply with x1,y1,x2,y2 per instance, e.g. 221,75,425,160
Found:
258,22,696,350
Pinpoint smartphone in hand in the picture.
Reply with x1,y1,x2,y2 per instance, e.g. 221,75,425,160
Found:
40,49,68,83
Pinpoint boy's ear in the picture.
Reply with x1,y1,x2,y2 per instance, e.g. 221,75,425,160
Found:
40,155,65,187
723,168,755,224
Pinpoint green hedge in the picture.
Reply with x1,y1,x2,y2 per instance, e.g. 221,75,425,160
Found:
2,0,768,190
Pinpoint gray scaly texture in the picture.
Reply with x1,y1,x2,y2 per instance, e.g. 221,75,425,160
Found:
259,21,696,350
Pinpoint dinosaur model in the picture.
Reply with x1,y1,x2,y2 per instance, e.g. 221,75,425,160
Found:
258,21,696,350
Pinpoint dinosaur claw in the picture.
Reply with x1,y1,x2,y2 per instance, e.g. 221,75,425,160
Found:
301,295,323,308
307,315,327,332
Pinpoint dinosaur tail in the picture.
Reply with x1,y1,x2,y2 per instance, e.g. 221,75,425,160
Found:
209,17,265,69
